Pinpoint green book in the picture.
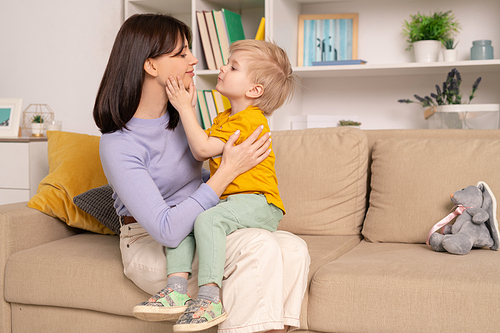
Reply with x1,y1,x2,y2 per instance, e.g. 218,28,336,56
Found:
221,8,245,44
197,90,211,129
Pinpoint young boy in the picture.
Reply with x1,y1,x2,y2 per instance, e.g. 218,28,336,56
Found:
134,40,296,332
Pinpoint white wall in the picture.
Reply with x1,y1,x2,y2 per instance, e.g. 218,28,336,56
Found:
0,0,123,136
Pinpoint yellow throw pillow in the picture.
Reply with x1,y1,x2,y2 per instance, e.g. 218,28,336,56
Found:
28,131,114,234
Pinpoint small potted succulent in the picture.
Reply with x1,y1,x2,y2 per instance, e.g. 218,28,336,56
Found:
398,68,499,129
442,38,458,62
402,10,461,62
31,115,45,137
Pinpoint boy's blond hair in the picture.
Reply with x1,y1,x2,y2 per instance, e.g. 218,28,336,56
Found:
229,40,296,116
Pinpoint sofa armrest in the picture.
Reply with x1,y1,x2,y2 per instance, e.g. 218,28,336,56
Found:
0,202,80,256
0,202,79,333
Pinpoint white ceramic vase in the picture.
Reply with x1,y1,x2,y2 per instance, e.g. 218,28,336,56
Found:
443,49,458,62
413,40,441,62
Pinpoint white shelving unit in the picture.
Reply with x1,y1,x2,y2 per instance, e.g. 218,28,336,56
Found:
0,137,48,205
123,0,500,130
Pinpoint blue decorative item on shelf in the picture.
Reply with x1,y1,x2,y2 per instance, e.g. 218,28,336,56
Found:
298,14,359,67
470,40,494,60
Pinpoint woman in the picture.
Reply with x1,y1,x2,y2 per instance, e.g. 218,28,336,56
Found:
93,13,310,333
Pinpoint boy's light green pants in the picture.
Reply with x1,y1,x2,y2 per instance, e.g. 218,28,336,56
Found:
166,193,283,287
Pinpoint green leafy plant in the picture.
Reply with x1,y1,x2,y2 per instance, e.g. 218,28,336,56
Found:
339,120,361,127
402,10,461,50
443,37,458,50
398,68,481,107
32,115,44,123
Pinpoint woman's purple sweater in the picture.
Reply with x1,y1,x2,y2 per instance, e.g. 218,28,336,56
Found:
100,113,219,247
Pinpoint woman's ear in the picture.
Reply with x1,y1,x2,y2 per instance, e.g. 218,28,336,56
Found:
144,58,158,77
246,84,264,99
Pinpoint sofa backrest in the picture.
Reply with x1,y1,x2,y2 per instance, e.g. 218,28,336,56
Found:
273,128,500,243
363,129,500,244
273,127,368,236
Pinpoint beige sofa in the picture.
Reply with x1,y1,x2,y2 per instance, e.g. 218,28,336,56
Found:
2,127,500,333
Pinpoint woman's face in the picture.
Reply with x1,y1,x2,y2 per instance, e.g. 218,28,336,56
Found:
153,37,198,89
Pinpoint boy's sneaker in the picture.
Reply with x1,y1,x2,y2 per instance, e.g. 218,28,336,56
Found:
133,287,191,322
173,298,227,332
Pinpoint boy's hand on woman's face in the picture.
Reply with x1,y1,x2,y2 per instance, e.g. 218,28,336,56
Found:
165,75,197,113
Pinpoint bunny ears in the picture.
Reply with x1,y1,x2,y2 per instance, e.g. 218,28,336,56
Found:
477,181,499,250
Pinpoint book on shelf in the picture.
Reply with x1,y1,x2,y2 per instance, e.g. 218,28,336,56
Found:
312,60,367,66
204,11,224,70
212,10,230,65
212,90,231,113
196,8,247,70
196,11,216,70
203,90,218,123
255,17,265,40
197,90,212,129
221,8,246,44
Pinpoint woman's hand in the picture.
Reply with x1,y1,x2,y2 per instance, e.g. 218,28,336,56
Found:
221,126,272,177
206,126,271,197
165,76,197,114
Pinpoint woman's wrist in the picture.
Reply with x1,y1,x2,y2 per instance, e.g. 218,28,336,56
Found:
205,162,235,197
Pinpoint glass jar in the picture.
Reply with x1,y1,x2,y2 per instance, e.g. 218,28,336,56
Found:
470,40,494,60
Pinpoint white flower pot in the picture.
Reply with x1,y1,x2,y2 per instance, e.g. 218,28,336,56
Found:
443,49,458,62
413,40,441,63
31,123,45,137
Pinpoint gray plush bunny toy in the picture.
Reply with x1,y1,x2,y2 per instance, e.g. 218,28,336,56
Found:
429,181,499,255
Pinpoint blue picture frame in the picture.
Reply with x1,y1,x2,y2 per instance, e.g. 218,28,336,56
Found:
298,14,358,67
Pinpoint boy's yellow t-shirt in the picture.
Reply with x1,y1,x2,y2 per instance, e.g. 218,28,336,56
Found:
205,105,285,213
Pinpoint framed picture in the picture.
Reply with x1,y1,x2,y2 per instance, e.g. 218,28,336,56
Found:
0,98,23,138
298,14,358,67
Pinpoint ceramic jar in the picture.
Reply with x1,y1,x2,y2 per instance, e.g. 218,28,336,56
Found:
470,40,494,60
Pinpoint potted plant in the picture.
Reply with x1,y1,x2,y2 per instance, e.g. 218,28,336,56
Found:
398,68,499,129
31,115,45,137
339,120,361,128
402,10,461,62
443,38,458,62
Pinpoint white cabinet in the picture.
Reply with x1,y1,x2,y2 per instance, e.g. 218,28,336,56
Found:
123,0,500,130
0,138,48,205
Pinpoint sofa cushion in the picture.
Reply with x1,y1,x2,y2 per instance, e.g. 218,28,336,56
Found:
296,234,362,330
73,185,120,235
363,138,500,244
308,241,500,333
273,127,368,236
10,304,182,333
27,131,113,235
4,233,145,316
4,231,360,332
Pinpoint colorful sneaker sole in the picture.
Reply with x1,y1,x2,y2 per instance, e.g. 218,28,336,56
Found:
173,311,228,332
133,304,187,322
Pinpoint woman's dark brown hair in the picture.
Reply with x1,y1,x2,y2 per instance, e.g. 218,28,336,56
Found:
93,14,192,133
